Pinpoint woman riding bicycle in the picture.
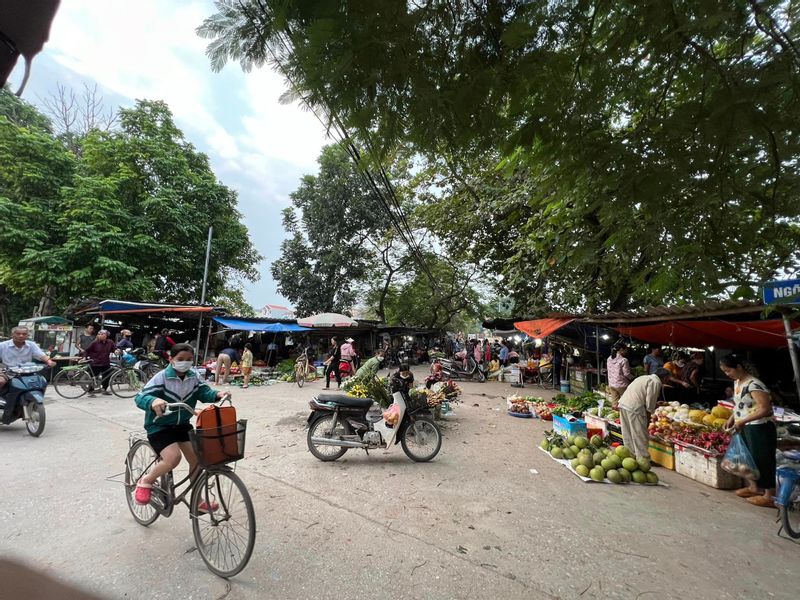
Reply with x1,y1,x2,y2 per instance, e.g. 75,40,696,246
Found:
133,343,228,508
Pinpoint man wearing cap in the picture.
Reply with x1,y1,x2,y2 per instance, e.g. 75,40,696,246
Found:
618,368,672,459
84,329,116,395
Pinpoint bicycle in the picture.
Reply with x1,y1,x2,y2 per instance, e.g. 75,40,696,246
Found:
123,400,256,577
53,359,146,399
295,349,318,388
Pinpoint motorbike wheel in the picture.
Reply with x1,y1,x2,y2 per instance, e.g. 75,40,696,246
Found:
307,415,351,461
25,402,45,437
401,417,442,462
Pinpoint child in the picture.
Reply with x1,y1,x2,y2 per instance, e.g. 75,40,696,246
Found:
241,343,253,389
133,343,228,509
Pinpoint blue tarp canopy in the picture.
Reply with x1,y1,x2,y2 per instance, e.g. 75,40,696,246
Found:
212,317,310,333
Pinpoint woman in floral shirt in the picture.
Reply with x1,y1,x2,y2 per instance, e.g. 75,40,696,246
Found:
719,354,776,508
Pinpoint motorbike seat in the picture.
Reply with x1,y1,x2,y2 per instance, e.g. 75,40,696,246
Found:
316,393,373,409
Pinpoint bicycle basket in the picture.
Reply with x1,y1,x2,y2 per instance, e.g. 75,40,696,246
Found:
190,419,247,467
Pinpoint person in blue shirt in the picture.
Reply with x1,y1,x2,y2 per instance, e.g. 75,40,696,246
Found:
643,346,664,375
0,326,56,423
499,340,510,366
215,346,241,385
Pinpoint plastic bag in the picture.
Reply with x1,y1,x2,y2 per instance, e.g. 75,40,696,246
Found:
383,404,400,426
720,433,760,481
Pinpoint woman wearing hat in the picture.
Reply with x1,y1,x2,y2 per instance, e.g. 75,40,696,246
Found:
340,337,357,372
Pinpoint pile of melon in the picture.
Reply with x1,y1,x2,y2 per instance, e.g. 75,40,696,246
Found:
540,432,660,485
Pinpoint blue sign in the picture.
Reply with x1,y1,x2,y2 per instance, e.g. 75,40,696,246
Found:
763,279,800,305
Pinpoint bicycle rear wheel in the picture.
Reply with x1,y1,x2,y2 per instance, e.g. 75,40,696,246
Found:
53,368,91,399
296,364,305,388
110,368,146,398
191,469,256,578
125,440,160,526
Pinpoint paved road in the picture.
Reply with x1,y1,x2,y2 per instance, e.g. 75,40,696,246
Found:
1,367,798,599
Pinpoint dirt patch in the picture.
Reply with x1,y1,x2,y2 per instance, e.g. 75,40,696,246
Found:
274,412,310,427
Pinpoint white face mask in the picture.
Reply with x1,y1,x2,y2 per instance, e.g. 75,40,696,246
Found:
173,360,193,373
377,356,384,362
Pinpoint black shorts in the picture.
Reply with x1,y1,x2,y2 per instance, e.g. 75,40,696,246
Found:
147,424,193,456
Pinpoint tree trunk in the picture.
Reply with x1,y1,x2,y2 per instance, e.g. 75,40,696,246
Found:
35,284,57,317
0,284,9,335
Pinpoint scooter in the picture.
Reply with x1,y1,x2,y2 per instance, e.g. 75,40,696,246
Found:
0,363,47,436
440,354,486,382
306,390,442,462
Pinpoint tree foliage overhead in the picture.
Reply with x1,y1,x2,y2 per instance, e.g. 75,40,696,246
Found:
201,0,800,312
0,88,260,323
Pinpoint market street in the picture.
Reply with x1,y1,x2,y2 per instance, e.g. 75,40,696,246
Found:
1,367,797,600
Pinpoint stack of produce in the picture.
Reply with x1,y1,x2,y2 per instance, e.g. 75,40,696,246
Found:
342,375,392,407
532,401,555,420
649,419,731,454
584,405,620,422
507,396,532,414
553,391,607,414
540,432,660,485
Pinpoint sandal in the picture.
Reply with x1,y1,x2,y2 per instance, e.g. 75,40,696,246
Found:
198,500,220,513
747,495,776,508
134,481,153,505
242,385,249,389
735,488,760,498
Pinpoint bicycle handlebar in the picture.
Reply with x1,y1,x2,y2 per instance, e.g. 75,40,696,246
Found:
157,393,232,419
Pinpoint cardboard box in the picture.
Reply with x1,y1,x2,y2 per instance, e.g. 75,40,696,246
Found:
674,442,741,489
648,437,675,470
553,415,587,438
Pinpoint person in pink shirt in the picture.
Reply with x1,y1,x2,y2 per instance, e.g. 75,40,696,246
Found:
606,343,632,404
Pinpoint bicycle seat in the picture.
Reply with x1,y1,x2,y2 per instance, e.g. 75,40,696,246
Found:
316,393,373,409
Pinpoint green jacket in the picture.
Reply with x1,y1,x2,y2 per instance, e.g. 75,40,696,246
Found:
134,365,219,434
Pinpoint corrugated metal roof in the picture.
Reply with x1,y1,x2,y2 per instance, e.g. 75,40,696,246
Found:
581,300,766,324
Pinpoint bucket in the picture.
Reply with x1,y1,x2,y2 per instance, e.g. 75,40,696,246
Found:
560,382,570,393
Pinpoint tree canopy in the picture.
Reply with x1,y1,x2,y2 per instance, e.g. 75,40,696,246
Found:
0,88,260,326
201,0,800,313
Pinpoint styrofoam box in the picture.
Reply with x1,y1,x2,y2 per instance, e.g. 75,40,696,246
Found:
674,442,742,489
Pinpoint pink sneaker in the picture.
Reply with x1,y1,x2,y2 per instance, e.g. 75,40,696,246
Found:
134,482,153,505
198,500,220,513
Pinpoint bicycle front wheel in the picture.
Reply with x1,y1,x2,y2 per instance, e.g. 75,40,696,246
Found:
110,368,146,398
53,368,91,399
191,469,256,578
296,365,305,388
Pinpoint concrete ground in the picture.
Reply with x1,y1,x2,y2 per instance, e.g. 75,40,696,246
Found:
1,366,797,600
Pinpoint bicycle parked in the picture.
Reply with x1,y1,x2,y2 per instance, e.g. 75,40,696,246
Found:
53,359,145,399
295,347,318,388
124,400,255,577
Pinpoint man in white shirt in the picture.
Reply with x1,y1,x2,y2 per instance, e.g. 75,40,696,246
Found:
1,326,56,423
618,368,671,459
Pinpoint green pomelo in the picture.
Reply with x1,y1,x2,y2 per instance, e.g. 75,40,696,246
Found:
603,449,612,456
622,457,638,472
551,447,564,459
574,436,589,449
601,458,615,472
609,454,622,468
632,470,647,484
615,446,632,459
540,439,550,450
562,448,576,460
576,464,590,477
646,472,659,485
619,468,632,483
607,469,623,484
579,454,594,469
590,435,603,446
589,466,605,481
637,457,652,472
570,445,580,455
593,452,605,465
570,458,580,469
567,435,575,446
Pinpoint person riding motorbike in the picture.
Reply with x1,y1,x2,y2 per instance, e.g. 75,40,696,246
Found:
0,326,56,424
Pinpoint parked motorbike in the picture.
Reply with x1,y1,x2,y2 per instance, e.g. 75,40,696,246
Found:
130,348,160,380
440,354,486,383
306,390,442,462
0,363,47,436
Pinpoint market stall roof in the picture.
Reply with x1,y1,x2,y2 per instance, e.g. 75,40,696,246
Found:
582,300,765,324
74,300,218,316
615,319,797,349
212,317,310,333
19,315,71,325
514,318,576,339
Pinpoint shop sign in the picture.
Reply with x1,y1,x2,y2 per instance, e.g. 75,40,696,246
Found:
762,279,800,305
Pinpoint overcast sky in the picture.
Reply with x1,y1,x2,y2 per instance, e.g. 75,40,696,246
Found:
7,0,328,312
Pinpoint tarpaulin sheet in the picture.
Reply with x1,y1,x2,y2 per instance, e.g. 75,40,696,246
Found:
77,300,215,315
615,319,795,349
212,317,310,333
514,318,576,339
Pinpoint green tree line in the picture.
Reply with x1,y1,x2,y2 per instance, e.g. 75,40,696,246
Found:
200,0,800,314
0,87,260,332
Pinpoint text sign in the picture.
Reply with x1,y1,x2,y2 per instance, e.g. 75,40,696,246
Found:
762,279,800,305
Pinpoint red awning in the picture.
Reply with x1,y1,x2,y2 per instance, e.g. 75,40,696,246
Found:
514,318,575,339
615,319,794,349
